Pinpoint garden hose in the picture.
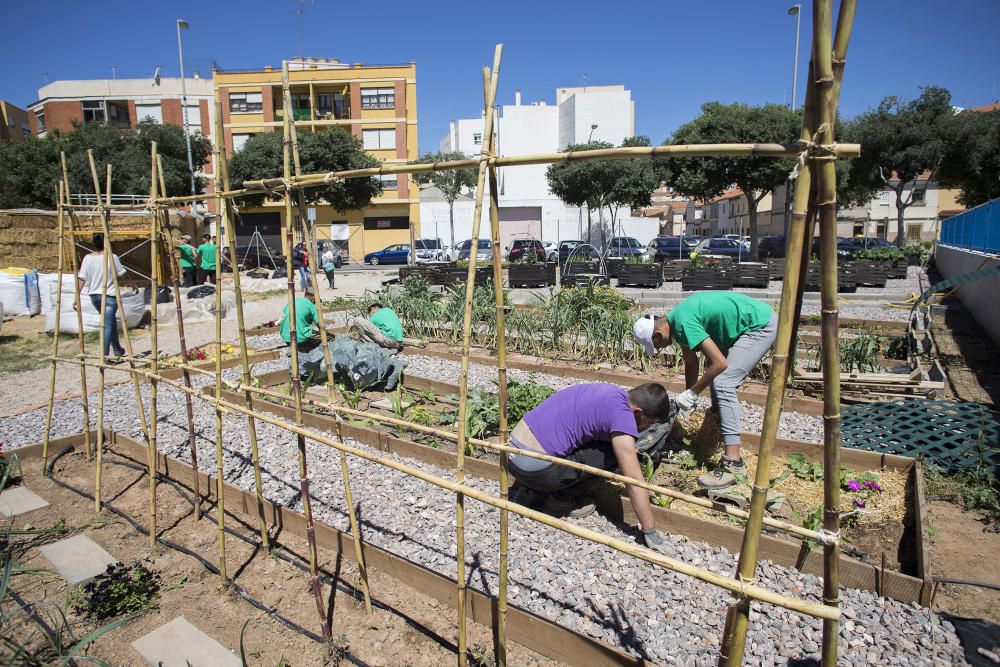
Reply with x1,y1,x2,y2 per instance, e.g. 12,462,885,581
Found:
44,446,372,666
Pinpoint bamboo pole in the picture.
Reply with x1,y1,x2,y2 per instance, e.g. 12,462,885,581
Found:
481,66,511,667
454,44,503,666
89,160,111,512
41,181,67,474
147,143,160,546
210,107,229,585
280,66,329,638
213,103,269,549
154,154,202,519
57,354,840,623
283,61,372,615
59,156,92,462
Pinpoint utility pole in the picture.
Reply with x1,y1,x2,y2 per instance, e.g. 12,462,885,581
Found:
176,19,197,198
787,5,802,110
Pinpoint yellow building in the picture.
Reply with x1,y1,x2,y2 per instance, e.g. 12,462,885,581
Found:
0,100,30,143
213,57,419,259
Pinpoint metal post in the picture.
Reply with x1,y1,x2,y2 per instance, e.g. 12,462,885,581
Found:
789,4,802,109
176,19,196,198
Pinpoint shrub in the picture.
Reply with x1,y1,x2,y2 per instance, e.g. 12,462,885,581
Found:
69,561,161,620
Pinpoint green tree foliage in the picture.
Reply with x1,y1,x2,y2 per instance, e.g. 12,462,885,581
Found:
227,127,382,209
842,86,954,245
0,119,210,209
411,151,477,247
661,102,800,259
546,136,664,248
938,107,1000,207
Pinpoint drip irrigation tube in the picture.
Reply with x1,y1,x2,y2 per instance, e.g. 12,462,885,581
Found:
44,446,373,666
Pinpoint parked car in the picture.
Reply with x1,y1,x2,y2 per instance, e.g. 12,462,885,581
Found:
558,240,596,263
457,239,492,261
606,236,645,258
647,236,698,262
810,236,871,259
507,238,546,262
413,238,445,262
541,241,557,262
851,236,894,250
694,237,749,260
364,243,411,265
757,236,787,259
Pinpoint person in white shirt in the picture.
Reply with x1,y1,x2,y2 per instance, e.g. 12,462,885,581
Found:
77,233,127,359
320,243,338,288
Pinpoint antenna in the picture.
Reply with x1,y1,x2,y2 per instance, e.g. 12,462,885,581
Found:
296,0,314,59
110,66,118,79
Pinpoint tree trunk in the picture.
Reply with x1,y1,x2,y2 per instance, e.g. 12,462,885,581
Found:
448,200,456,256
747,193,760,261
894,190,907,248
586,205,592,244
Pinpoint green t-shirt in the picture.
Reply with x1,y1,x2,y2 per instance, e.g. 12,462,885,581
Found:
369,307,403,342
279,297,319,344
667,292,772,352
178,243,197,269
197,243,217,269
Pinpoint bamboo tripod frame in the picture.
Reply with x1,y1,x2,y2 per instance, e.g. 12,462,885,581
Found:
38,4,856,661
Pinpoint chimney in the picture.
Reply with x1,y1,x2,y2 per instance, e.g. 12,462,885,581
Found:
515,89,521,106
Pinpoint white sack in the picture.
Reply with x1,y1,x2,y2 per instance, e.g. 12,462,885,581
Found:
0,268,41,316
45,288,146,333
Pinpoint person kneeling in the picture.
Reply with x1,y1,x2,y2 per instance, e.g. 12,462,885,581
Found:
348,303,404,352
278,289,322,353
508,382,674,556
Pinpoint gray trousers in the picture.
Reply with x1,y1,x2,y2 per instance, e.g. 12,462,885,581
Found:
348,316,400,350
710,315,778,446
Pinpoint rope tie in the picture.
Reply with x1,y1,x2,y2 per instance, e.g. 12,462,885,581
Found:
788,123,838,181
817,528,841,546
323,172,339,185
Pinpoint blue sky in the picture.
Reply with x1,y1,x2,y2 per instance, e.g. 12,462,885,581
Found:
3,0,998,153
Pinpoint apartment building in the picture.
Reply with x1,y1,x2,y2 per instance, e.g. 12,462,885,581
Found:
0,100,30,143
214,57,419,258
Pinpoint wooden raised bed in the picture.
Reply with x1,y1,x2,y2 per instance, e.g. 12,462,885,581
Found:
617,263,663,288
848,260,889,287
603,257,625,278
681,267,733,291
887,260,909,279
804,262,858,293
562,259,601,276
767,258,787,280
731,262,770,288
508,262,556,288
438,266,495,286
560,273,610,288
661,259,689,281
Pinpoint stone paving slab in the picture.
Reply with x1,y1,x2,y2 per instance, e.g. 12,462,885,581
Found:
39,534,117,586
132,616,240,667
0,486,49,518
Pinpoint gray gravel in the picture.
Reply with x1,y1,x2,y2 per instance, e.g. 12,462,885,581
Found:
2,361,964,664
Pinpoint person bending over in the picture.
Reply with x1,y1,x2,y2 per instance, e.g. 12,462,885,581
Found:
508,382,674,556
348,303,403,351
632,291,777,491
279,289,322,353
196,233,217,285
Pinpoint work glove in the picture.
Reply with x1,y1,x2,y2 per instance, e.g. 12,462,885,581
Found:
674,389,698,413
642,528,674,558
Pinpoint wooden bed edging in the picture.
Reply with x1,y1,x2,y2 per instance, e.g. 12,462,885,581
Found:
14,430,645,667
157,350,279,381
214,388,929,605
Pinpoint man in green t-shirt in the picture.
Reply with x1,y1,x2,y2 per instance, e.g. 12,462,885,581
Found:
196,234,217,285
632,292,777,490
279,289,321,352
177,235,198,287
348,303,404,351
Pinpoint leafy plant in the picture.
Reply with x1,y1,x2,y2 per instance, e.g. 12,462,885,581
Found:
689,251,721,269
335,383,364,410
797,506,825,550
465,379,556,440
787,453,824,482
854,246,905,262
408,406,436,427
69,561,161,621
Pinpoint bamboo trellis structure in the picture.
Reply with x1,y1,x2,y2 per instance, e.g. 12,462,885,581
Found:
37,3,861,663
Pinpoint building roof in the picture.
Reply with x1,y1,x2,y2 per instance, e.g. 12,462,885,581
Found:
970,101,1000,113
710,189,745,203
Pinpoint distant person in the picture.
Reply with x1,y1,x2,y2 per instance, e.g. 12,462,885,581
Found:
278,289,321,352
196,233,217,285
292,242,310,291
177,234,197,287
77,232,127,360
348,303,403,351
321,243,338,288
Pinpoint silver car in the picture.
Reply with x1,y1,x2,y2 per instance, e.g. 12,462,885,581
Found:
457,239,492,261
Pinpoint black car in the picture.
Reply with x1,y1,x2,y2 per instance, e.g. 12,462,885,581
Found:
606,236,645,258
558,240,597,263
757,236,787,259
810,237,870,259
647,236,697,262
507,239,546,262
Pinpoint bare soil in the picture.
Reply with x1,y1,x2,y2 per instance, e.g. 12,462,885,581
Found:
927,499,1000,624
3,446,558,666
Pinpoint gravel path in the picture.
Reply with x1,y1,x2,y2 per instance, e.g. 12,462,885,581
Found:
2,366,963,664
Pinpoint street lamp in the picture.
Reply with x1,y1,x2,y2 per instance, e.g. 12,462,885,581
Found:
788,5,802,110
176,19,196,197
588,123,598,142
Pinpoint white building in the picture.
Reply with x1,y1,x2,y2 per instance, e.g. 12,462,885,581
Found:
424,85,657,250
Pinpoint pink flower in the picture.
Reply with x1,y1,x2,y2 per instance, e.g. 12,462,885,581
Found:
847,480,862,492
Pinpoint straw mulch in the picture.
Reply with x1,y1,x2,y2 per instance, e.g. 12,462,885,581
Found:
657,410,907,530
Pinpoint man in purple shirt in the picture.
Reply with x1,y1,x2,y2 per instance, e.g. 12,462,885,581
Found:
508,382,674,556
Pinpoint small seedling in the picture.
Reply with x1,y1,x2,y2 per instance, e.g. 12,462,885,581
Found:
69,560,161,621
787,453,823,482
329,633,351,666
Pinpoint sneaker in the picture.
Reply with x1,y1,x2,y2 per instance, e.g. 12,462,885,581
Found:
544,494,596,519
509,485,541,507
697,457,747,490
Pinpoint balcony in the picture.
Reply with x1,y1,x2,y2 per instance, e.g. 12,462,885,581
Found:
274,108,312,121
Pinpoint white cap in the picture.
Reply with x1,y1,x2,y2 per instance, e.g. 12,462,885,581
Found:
632,315,656,356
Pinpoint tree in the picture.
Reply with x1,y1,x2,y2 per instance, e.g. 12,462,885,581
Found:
938,107,1000,207
0,120,210,209
661,102,800,259
842,86,954,246
228,127,382,210
411,151,477,247
546,136,664,248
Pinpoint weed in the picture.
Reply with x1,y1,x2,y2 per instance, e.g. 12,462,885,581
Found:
69,560,161,621
787,453,824,482
408,406,437,427
468,645,494,667
329,633,350,666
925,461,1000,531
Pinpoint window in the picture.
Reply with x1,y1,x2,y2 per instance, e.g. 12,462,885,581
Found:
229,92,263,113
362,128,396,150
34,110,45,132
81,100,105,123
317,93,332,114
853,224,864,237
360,87,395,110
911,188,926,204
363,215,409,230
906,224,922,242
182,103,201,127
291,93,310,110
378,174,398,190
232,133,256,152
473,133,482,145
135,102,163,123
877,191,890,206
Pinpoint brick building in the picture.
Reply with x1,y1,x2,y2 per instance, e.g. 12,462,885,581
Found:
0,100,30,143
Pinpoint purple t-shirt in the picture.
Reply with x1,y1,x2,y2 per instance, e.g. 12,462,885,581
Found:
523,383,638,457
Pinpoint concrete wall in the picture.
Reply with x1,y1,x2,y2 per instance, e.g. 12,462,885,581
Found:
934,244,1000,347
